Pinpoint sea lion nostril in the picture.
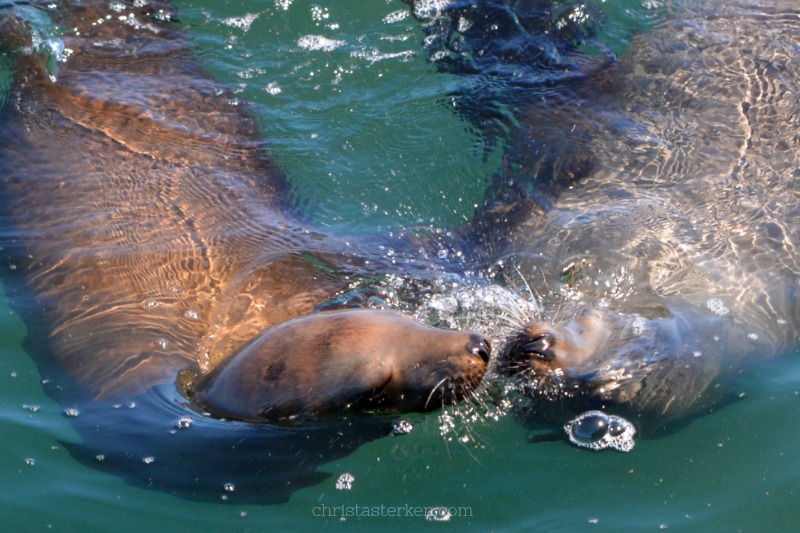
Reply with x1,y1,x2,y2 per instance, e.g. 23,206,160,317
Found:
467,334,492,363
520,333,556,362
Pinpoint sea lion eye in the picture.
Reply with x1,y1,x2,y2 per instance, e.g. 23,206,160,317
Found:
520,333,556,362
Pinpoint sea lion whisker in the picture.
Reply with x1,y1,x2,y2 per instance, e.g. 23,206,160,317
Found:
498,312,526,330
425,377,450,410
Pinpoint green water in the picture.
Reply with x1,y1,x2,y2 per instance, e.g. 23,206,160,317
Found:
1,0,800,531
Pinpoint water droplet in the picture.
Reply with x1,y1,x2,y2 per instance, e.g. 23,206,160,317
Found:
437,249,448,259
63,408,80,417
183,309,199,321
144,298,158,309
392,420,413,435
747,333,759,341
24,458,35,466
142,456,155,464
95,454,105,462
335,472,354,490
425,507,452,522
175,416,193,429
156,338,169,350
224,483,235,492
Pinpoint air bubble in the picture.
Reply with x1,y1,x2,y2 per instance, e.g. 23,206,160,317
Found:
24,458,35,466
142,456,155,464
183,309,199,321
175,416,193,429
63,408,80,417
144,298,158,309
22,404,41,412
564,410,636,452
224,483,235,492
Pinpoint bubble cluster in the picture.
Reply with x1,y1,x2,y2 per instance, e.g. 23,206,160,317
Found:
335,472,354,490
564,410,636,452
175,416,193,429
297,35,345,52
392,419,414,435
705,297,730,316
425,507,452,522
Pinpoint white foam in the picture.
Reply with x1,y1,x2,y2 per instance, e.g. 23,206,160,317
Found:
297,34,345,52
222,13,259,32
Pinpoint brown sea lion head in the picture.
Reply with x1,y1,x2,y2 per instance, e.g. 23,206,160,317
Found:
194,309,490,422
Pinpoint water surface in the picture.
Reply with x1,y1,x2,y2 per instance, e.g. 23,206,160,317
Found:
1,0,799,531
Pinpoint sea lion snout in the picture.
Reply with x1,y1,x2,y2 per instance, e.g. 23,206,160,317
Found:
500,309,612,376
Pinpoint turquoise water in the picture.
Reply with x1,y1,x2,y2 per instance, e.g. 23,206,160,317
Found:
1,0,800,531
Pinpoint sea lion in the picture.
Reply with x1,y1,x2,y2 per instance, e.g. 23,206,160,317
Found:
0,0,489,499
408,0,799,430
480,0,800,428
0,0,488,418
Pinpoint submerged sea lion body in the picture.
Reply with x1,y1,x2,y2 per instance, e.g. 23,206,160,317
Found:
487,0,800,427
0,0,489,499
0,0,488,415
